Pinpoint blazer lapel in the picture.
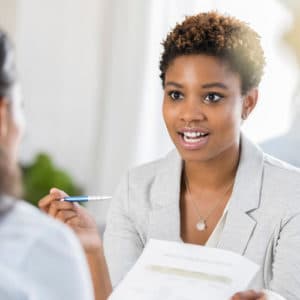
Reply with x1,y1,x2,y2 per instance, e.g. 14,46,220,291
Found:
218,134,264,255
147,134,265,253
148,150,183,242
218,206,257,254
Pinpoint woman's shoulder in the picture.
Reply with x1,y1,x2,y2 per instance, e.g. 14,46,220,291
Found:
111,149,181,212
127,149,180,182
262,153,300,214
263,152,300,180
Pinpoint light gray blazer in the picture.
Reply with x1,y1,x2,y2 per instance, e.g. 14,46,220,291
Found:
104,134,300,299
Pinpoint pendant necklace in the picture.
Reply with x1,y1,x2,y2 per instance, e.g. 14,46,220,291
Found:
183,171,234,231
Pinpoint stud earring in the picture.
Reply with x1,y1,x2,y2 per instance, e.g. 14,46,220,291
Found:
242,112,247,120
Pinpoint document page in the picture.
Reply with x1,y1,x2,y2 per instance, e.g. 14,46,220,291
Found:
109,239,259,300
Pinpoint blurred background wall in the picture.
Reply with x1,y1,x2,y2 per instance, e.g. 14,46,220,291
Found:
0,0,298,223
0,0,17,40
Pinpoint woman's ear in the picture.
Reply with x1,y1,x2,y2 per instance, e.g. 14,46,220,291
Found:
0,98,8,140
241,88,258,120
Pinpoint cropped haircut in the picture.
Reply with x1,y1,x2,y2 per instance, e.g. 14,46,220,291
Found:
160,11,265,95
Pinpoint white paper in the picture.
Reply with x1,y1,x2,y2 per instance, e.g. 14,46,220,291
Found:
109,239,259,300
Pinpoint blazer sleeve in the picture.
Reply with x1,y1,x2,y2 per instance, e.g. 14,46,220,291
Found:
103,172,144,288
269,212,300,299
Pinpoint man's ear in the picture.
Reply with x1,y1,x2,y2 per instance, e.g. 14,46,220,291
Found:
241,88,258,120
0,98,9,139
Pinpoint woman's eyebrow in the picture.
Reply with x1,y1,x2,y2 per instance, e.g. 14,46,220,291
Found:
165,81,229,89
201,82,228,89
165,81,183,88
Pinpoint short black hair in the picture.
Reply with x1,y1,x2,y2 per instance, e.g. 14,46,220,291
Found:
160,11,265,94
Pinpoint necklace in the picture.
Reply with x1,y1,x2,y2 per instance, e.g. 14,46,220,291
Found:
183,172,234,231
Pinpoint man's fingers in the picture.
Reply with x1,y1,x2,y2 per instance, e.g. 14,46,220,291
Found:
50,187,68,198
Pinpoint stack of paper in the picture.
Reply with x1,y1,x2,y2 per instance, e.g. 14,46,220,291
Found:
109,239,259,300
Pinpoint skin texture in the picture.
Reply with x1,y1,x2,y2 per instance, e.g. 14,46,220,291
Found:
231,290,266,300
0,97,23,166
162,54,256,165
0,90,24,198
6,86,25,164
0,89,25,164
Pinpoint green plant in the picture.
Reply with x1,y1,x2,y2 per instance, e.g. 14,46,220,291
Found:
22,153,83,206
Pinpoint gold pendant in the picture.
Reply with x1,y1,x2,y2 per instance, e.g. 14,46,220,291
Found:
196,218,206,231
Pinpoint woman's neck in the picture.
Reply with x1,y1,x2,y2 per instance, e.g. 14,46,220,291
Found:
183,143,240,192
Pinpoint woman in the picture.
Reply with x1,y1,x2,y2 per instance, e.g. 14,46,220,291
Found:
0,31,94,299
40,12,300,300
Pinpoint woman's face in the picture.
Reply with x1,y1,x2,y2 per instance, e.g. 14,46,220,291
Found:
162,54,257,163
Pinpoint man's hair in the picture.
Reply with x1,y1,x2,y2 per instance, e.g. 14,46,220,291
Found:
0,30,16,99
160,11,265,94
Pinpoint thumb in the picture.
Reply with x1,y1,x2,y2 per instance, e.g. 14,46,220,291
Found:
49,187,69,198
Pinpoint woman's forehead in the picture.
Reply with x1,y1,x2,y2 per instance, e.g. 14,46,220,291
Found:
165,55,241,87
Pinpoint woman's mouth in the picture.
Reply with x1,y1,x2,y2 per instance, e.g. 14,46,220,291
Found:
177,130,210,150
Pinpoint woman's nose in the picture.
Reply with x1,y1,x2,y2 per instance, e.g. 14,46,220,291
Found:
179,98,206,122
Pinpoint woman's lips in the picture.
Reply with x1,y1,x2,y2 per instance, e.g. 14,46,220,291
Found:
177,131,210,150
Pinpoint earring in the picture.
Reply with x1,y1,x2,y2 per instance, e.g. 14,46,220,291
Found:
242,112,247,120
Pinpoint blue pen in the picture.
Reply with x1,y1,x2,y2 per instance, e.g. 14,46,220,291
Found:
63,195,112,202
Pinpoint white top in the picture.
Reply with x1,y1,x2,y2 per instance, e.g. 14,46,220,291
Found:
205,199,230,248
0,198,94,300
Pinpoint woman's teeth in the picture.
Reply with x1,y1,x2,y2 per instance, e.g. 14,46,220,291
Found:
182,132,208,143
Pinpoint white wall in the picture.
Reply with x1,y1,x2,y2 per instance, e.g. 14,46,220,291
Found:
217,0,299,142
0,0,17,41
16,0,105,192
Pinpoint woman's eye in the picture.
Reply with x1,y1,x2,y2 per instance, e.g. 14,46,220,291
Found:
168,91,184,101
203,93,223,103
